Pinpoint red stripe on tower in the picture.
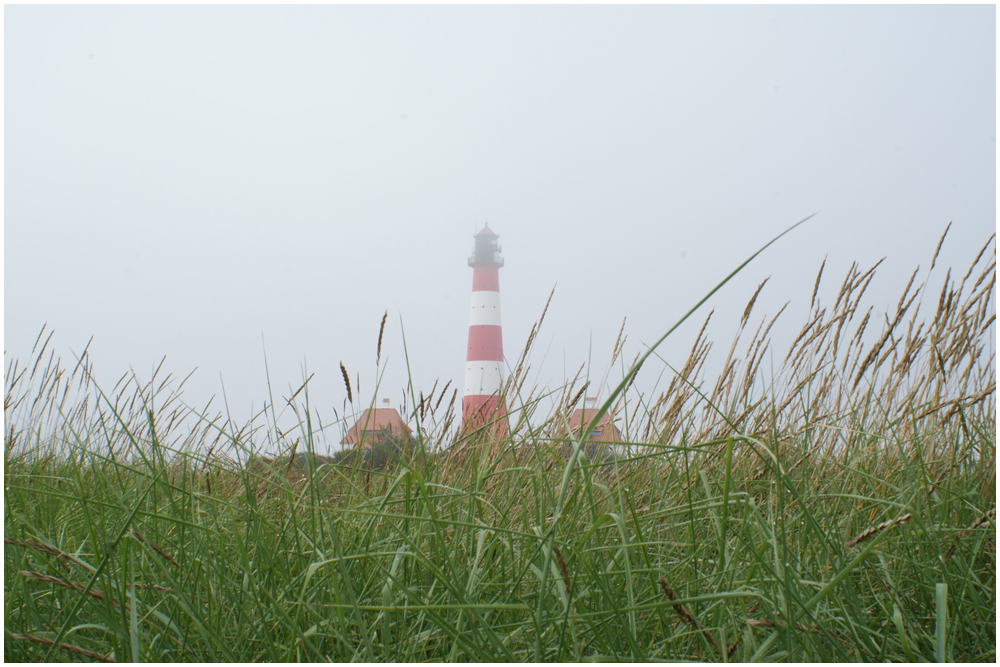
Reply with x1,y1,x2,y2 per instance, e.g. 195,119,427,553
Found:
462,224,509,437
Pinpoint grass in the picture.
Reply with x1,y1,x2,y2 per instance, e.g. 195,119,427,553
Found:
5,224,995,662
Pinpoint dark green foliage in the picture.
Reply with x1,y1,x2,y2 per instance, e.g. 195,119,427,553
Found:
330,430,418,469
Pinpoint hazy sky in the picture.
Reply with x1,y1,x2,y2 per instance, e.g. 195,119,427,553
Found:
5,5,996,453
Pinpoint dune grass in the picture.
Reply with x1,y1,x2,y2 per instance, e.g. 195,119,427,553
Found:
5,226,995,662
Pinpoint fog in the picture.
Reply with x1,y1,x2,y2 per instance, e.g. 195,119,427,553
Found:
4,5,995,453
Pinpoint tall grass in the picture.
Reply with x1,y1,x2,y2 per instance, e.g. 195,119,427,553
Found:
5,227,995,662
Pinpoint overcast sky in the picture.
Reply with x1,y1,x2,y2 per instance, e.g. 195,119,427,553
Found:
5,5,996,453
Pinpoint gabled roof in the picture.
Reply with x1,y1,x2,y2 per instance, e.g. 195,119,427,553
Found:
567,400,622,443
341,403,412,445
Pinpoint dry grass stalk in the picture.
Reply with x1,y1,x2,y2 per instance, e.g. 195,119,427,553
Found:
929,222,952,273
376,310,387,365
433,379,451,415
4,537,92,572
567,382,589,414
650,310,715,444
128,529,180,568
340,362,353,404
424,379,439,418
19,568,177,603
552,545,572,596
511,286,554,392
810,257,826,310
621,351,645,398
659,576,720,653
944,507,996,558
611,316,627,362
959,507,997,535
7,632,116,662
286,438,299,474
19,570,117,607
560,363,586,413
615,230,995,491
845,513,912,549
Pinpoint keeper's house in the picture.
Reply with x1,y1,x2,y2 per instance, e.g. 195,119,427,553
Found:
341,399,412,448
568,397,622,443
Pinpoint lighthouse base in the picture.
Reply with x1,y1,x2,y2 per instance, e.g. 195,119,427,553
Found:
461,395,509,439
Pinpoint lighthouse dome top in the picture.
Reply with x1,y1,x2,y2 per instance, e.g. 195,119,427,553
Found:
474,223,499,239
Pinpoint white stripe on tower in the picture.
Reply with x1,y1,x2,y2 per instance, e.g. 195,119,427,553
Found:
468,291,502,326
464,361,503,395
462,223,508,437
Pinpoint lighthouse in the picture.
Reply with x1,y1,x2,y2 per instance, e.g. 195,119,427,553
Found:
462,224,509,437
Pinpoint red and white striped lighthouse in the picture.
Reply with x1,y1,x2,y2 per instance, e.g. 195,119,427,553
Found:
462,224,509,437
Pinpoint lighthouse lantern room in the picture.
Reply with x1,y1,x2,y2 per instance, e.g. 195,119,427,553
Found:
469,226,504,268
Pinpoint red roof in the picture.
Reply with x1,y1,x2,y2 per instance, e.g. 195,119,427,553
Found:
341,405,412,446
568,401,622,443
